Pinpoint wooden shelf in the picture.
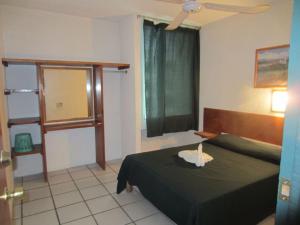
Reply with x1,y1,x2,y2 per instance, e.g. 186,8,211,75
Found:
12,144,42,157
2,58,130,70
8,117,41,128
44,121,99,132
2,57,118,180
194,131,218,139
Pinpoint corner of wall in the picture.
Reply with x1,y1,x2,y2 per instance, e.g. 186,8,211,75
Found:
199,0,292,117
119,14,142,157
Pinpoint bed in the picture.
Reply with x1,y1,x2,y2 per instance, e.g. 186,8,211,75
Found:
117,108,283,225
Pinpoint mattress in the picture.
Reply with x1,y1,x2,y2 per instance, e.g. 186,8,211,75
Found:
117,138,280,225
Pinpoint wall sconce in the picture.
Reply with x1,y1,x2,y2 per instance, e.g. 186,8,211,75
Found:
271,90,288,113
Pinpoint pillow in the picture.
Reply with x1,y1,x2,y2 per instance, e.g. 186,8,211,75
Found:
205,134,282,164
241,136,282,148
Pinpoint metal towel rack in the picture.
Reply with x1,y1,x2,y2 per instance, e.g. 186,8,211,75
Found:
103,69,128,74
4,89,39,95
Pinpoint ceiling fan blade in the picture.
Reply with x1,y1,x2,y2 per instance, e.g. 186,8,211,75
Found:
166,11,189,30
154,0,185,4
202,3,271,14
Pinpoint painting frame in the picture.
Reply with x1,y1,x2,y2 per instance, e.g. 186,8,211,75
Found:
254,44,290,88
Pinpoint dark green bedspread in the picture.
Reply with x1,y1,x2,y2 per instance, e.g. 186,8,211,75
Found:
117,142,279,225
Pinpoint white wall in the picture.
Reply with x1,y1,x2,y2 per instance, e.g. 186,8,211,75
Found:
0,5,124,176
1,6,120,61
141,130,201,152
140,0,292,152
199,0,292,129
119,15,142,156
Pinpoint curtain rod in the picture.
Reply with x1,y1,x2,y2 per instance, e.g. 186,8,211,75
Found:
138,15,201,30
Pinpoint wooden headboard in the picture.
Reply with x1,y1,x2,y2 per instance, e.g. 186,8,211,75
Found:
203,108,284,145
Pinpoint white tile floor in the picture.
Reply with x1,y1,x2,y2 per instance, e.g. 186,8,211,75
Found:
14,159,275,225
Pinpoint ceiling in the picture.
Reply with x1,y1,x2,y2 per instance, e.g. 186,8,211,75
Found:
0,0,273,26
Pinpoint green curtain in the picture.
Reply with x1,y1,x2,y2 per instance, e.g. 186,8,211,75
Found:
144,20,200,137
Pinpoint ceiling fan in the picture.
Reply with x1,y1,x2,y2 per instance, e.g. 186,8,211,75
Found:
156,0,271,30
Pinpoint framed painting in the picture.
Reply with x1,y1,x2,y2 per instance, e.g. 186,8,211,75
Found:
254,44,290,88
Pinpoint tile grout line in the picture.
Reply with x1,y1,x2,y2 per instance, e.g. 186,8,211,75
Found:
91,163,167,224
105,163,162,224
104,164,149,225
22,185,49,192
21,209,57,219
60,215,97,225
19,161,160,225
21,177,59,221
67,166,100,225
92,164,135,224
45,178,61,225
19,167,99,223
20,199,125,221
107,164,120,173
133,212,162,224
21,183,58,220
21,176,24,225
22,209,59,219
20,174,61,223
54,203,127,225
21,182,142,217
51,176,94,190
21,186,52,204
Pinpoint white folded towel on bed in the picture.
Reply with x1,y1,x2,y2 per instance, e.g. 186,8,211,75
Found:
178,144,213,167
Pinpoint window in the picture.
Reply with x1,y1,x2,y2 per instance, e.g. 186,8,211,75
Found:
143,20,200,137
